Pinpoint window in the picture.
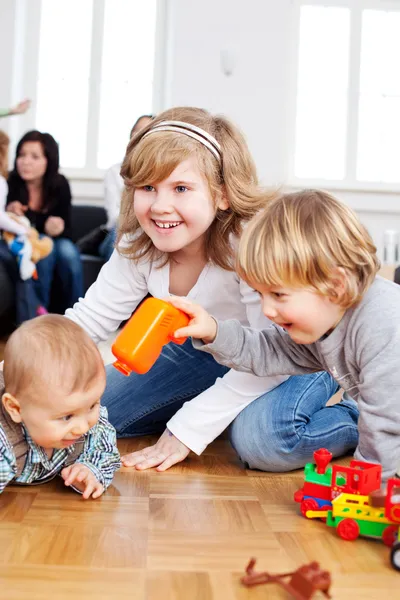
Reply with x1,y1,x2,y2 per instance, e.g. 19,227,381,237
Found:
292,1,400,187
35,0,158,174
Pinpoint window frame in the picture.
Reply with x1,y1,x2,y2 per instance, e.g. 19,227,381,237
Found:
19,0,166,181
288,0,400,193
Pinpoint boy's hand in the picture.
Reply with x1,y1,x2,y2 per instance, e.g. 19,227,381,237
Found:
165,296,217,343
61,464,104,499
121,429,190,471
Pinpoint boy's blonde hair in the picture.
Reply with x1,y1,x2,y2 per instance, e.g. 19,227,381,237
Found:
3,315,105,401
237,189,380,309
118,106,275,270
0,130,10,179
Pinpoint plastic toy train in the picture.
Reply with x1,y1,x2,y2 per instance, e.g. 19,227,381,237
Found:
294,448,400,571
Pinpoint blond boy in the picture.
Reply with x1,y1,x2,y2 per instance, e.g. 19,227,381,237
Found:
169,190,400,480
0,315,120,497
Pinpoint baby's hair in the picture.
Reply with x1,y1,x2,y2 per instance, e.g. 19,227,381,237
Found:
237,189,380,309
118,106,275,270
0,130,10,179
3,315,105,401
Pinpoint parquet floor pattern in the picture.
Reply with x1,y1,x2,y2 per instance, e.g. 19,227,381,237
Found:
0,436,398,600
0,274,398,600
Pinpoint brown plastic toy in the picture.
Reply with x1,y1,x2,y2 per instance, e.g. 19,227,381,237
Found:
112,297,190,375
241,558,332,600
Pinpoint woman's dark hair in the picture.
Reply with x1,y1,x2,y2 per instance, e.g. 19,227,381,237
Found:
7,130,62,212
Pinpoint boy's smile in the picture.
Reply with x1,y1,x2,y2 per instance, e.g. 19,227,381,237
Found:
253,283,346,344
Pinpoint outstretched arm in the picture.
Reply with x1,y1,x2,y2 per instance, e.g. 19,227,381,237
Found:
168,296,321,377
0,99,31,117
62,406,121,496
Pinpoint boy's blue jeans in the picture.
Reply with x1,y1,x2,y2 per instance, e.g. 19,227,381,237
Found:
102,339,359,471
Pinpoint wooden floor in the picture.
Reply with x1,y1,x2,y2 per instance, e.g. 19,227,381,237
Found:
0,292,399,600
0,435,398,600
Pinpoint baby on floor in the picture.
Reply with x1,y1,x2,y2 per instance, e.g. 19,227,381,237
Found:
0,314,120,497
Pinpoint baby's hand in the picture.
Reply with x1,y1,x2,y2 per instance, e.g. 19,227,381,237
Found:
61,463,104,499
122,428,190,471
165,296,217,344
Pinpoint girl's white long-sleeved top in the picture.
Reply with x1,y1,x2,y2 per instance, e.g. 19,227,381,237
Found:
65,247,288,454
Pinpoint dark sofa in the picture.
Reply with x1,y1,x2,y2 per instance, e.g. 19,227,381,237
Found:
0,204,107,336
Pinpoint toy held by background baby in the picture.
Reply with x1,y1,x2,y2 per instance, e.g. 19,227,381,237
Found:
112,298,190,375
1,213,53,280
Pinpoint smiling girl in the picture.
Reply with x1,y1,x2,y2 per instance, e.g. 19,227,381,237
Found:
66,107,358,473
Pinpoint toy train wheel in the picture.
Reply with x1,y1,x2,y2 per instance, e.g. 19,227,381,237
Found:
337,518,359,541
390,541,400,571
300,498,319,518
382,525,398,547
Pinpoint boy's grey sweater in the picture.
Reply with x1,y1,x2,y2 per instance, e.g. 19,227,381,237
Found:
194,276,400,480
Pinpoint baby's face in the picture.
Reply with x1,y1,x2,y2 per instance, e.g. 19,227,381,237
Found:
18,375,106,450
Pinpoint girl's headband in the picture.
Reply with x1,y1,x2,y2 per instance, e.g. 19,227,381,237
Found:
141,120,222,163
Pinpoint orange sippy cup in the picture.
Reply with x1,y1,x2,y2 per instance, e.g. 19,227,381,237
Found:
112,297,190,375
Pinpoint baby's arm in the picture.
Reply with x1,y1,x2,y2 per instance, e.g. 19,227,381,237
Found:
0,178,27,235
62,406,121,497
0,428,17,494
0,212,29,236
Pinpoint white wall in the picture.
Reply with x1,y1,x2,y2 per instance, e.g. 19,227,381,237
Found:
163,0,293,185
1,0,399,260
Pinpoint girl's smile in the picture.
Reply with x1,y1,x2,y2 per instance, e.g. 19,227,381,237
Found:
152,219,183,232
133,158,228,257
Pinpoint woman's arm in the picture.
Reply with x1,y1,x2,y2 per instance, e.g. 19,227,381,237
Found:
46,175,72,237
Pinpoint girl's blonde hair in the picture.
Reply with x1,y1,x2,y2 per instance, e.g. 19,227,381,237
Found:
0,130,10,179
237,189,380,309
118,106,275,270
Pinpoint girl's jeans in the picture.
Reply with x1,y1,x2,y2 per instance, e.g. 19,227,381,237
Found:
102,339,359,471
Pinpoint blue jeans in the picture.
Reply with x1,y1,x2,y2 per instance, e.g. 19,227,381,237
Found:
35,237,84,309
102,339,359,471
99,227,117,261
0,239,40,324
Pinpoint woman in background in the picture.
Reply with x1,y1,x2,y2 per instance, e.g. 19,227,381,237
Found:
7,130,83,313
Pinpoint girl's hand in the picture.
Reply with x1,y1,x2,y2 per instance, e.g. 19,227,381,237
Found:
44,216,65,237
61,463,104,499
7,201,27,216
121,429,190,471
166,296,218,344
